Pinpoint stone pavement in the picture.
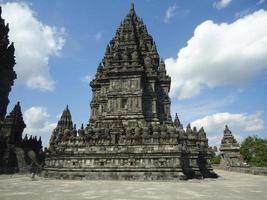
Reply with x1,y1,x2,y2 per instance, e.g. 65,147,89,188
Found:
0,170,266,200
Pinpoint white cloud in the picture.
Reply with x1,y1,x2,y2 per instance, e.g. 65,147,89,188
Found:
23,107,57,147
191,112,264,146
192,112,264,132
1,2,65,91
165,9,267,99
213,0,232,10
164,5,177,24
95,31,103,41
82,74,92,84
172,94,237,123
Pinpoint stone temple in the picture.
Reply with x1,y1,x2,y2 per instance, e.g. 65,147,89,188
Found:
44,4,217,180
219,125,244,167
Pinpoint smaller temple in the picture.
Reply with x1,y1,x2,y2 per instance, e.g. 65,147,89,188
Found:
0,102,44,173
49,105,77,152
219,125,244,167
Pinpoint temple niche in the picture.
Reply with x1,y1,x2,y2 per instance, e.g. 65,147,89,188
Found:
44,4,217,180
0,7,44,173
219,125,244,167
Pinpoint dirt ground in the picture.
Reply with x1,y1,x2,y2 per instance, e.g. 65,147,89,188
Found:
0,170,266,200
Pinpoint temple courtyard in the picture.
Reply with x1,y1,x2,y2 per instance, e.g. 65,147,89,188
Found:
0,170,266,200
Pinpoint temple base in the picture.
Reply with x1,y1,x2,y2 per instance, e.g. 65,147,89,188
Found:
43,168,187,181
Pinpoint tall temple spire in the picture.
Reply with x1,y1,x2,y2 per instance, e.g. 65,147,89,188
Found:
90,2,171,125
99,2,160,71
0,6,17,120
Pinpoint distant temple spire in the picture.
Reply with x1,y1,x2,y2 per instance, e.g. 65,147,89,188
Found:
0,6,17,120
57,105,73,131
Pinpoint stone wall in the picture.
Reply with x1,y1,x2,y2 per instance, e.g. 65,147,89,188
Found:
213,165,267,176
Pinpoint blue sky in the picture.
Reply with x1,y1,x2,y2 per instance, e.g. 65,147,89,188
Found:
1,0,267,147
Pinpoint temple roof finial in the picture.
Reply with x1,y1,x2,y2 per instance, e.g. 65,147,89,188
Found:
224,124,232,135
129,2,135,16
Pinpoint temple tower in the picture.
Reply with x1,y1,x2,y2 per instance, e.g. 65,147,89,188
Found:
44,4,217,180
49,105,75,149
0,102,26,145
89,3,171,128
0,102,26,172
0,7,16,120
0,6,44,173
219,125,244,167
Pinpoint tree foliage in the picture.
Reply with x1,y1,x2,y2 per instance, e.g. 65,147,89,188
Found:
240,136,267,167
210,148,221,164
211,154,221,164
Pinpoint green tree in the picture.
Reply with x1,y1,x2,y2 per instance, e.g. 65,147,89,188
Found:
209,147,221,164
240,136,267,167
211,154,221,164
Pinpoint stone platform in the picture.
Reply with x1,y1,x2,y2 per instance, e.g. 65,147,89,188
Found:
0,170,267,200
43,167,186,181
